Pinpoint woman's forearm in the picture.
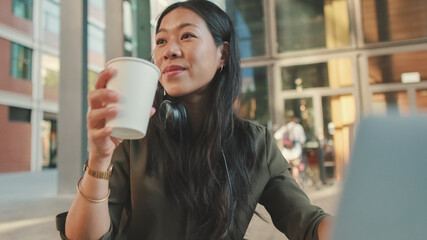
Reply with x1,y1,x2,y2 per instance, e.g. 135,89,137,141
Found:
65,159,112,240
318,216,333,240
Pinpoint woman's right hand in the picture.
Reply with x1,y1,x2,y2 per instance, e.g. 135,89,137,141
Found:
87,68,121,164
86,68,157,166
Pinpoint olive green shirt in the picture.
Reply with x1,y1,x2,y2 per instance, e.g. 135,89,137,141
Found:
57,121,328,240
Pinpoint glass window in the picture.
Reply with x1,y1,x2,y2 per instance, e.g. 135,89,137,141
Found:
372,91,410,116
322,94,355,180
361,0,427,43
43,0,60,34
13,0,33,20
226,0,266,57
416,89,427,114
41,115,58,168
237,66,270,126
281,58,353,91
9,106,31,122
275,0,350,52
41,54,60,88
282,63,329,91
368,50,427,85
88,23,105,54
90,0,105,9
322,95,355,141
10,42,33,81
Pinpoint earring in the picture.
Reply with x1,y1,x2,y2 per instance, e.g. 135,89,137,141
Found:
220,65,224,72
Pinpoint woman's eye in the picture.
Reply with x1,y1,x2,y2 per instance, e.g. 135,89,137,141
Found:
181,33,194,40
156,39,165,45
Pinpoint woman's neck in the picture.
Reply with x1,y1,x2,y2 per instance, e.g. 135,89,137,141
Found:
179,92,208,137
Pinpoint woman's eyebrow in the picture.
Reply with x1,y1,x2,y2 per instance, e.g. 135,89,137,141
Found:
157,23,199,34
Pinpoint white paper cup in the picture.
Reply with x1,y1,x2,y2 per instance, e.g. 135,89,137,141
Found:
105,57,160,139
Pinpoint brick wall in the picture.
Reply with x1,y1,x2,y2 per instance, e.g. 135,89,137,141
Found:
0,0,33,35
0,105,31,173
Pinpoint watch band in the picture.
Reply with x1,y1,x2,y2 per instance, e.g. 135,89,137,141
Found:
83,162,113,180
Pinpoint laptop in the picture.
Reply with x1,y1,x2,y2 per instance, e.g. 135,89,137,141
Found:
331,115,427,240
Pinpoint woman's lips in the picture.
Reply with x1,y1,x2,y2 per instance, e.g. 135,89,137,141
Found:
163,65,186,77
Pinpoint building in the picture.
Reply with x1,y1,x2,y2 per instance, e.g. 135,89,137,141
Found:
0,0,105,173
0,0,60,173
1,0,426,190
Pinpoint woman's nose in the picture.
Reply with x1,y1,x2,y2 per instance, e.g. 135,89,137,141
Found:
163,42,182,59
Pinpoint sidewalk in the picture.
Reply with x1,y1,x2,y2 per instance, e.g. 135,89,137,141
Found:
0,170,341,240
0,170,74,240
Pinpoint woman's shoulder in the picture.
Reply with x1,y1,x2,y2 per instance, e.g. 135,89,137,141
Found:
235,118,274,146
237,118,269,136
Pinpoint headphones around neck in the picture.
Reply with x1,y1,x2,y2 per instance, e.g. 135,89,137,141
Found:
158,95,188,140
159,95,233,200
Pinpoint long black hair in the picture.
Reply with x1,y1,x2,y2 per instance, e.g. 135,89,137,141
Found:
145,1,256,239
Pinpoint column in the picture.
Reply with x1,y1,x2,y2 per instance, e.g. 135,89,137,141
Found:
58,0,88,194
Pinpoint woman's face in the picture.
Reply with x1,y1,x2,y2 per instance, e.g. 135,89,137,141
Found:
153,8,223,99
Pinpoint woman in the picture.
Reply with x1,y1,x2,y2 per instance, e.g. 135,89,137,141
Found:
59,1,331,239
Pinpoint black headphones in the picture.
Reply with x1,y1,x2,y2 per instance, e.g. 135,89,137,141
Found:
159,95,233,201
158,95,189,140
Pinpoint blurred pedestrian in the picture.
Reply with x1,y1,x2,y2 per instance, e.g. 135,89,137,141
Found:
274,111,306,185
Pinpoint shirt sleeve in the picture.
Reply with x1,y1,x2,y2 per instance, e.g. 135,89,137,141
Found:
100,140,132,239
259,129,328,240
55,141,130,240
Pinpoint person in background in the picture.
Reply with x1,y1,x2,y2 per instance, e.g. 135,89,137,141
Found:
57,1,332,239
274,111,307,185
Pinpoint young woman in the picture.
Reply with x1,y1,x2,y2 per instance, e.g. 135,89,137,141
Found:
59,1,332,239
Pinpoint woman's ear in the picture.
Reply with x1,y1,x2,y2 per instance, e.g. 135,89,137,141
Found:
219,41,230,67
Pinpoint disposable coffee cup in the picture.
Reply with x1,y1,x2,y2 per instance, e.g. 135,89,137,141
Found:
105,57,160,139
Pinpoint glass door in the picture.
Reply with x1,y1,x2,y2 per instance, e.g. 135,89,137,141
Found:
276,57,359,182
282,93,356,184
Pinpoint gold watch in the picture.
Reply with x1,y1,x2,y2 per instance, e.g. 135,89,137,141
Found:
83,162,113,180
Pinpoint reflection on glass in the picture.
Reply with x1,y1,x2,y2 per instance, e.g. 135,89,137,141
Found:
416,89,427,114
322,95,355,180
236,66,269,126
13,0,33,20
368,51,427,85
41,117,58,168
226,0,266,57
90,0,105,9
42,54,60,101
281,58,353,91
284,98,314,140
282,63,329,90
41,54,60,88
275,0,350,52
372,91,410,116
88,23,105,54
88,23,105,66
11,42,32,81
361,0,427,43
43,0,60,34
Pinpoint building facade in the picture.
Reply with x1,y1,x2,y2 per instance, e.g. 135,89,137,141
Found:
1,0,426,185
0,0,105,173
